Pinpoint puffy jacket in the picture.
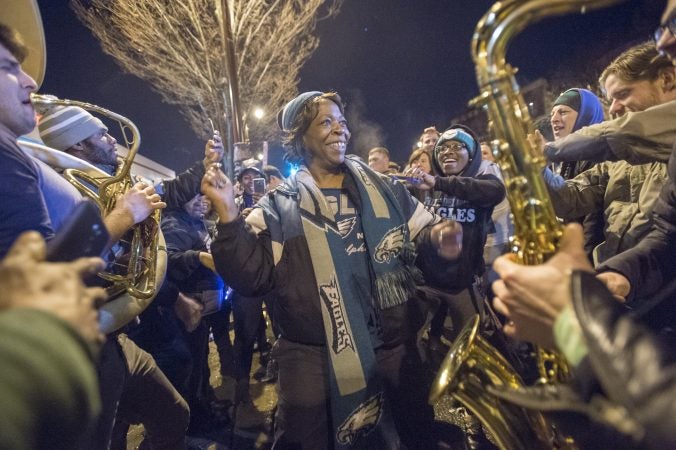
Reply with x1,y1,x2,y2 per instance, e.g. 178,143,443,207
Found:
211,157,444,347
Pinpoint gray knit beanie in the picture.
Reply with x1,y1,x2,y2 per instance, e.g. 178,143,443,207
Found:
277,91,323,131
38,105,106,151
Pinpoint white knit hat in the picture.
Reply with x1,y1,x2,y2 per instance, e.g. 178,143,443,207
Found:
38,105,106,151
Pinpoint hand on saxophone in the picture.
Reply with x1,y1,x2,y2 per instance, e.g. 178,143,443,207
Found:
491,223,593,349
0,231,107,347
526,130,547,158
201,165,239,224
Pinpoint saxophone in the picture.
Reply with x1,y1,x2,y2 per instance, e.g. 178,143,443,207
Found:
429,0,625,448
28,94,167,333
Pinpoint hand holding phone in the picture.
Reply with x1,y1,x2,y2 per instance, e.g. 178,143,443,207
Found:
203,118,224,168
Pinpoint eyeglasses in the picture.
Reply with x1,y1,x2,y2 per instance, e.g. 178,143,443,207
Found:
654,11,676,42
437,142,467,155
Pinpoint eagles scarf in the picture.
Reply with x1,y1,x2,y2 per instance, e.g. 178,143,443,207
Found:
295,156,416,447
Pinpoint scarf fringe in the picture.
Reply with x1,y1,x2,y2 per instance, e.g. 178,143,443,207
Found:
374,267,418,309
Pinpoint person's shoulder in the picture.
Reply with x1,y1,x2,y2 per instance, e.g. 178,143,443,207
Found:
471,160,503,181
477,159,500,174
0,142,38,175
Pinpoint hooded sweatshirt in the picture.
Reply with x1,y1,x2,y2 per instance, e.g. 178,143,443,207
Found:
553,88,606,258
556,88,605,180
416,127,505,293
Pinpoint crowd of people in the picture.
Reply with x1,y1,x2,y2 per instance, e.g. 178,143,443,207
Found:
2,0,676,448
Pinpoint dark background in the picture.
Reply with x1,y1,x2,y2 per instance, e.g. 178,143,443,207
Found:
36,0,665,173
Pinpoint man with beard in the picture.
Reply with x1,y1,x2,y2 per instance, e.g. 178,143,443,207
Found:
33,97,223,450
0,23,192,449
37,102,220,209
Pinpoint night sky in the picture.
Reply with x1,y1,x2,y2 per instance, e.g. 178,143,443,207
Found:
35,0,664,173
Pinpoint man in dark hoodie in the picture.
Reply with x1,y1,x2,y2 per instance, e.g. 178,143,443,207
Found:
412,125,505,359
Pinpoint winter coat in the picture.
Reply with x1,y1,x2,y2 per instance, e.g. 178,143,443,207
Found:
544,160,668,265
211,159,444,347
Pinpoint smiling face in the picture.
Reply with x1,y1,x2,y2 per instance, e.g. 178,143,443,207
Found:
604,74,666,116
550,104,579,140
302,98,350,173
436,140,469,175
184,194,211,219
239,169,257,194
0,43,37,137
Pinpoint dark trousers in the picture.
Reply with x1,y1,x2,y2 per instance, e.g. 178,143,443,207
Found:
426,284,484,343
272,337,435,449
132,302,233,428
95,334,189,450
130,306,192,395
205,303,235,377
232,292,272,382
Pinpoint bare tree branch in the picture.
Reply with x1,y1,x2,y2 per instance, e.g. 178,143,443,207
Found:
70,0,342,152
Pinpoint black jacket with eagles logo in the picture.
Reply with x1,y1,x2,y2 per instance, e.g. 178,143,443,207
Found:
417,151,505,293
211,158,447,347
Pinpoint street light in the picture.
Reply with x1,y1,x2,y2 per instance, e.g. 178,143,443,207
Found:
253,107,265,120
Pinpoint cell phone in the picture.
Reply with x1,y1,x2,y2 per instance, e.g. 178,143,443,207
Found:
253,177,267,194
46,200,109,262
391,175,422,185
